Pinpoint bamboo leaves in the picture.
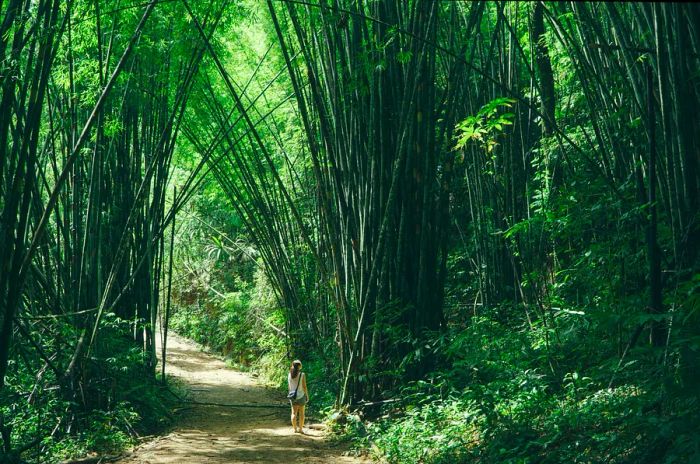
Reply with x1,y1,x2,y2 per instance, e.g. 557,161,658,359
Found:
454,97,515,152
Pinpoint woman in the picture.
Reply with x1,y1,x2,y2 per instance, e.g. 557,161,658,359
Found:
288,359,309,434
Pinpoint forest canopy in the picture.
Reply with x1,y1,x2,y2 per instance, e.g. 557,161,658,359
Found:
0,1,698,462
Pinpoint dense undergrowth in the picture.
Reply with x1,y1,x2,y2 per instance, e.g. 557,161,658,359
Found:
340,317,700,463
1,314,181,463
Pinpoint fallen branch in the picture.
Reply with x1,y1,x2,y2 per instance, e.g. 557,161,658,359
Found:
352,398,401,408
187,399,288,409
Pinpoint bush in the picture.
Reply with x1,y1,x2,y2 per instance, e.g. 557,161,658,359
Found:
2,313,176,463
350,318,698,464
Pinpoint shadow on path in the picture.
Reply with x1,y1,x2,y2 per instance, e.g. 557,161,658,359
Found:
117,334,365,464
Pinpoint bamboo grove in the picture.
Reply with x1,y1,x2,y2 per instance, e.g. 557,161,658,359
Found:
228,0,697,406
1,0,699,462
0,0,236,457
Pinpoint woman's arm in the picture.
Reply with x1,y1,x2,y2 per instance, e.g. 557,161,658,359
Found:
302,374,309,399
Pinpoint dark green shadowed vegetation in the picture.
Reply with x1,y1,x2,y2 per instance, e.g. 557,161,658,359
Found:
1,1,698,463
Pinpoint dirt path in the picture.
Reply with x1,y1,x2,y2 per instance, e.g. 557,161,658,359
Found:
118,334,367,464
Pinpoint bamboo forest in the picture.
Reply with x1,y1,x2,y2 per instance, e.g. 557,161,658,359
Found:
1,1,698,463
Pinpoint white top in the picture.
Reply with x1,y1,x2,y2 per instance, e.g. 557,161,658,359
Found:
288,372,305,399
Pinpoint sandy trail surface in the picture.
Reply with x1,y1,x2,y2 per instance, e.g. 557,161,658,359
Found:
117,333,366,464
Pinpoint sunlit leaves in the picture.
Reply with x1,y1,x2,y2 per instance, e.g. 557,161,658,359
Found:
453,97,515,153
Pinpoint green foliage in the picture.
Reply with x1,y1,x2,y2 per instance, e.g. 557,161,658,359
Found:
46,403,138,461
1,313,175,463
454,97,516,153
352,321,697,463
5,1,698,463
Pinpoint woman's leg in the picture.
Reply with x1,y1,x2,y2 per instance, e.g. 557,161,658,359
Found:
291,403,299,431
298,405,306,432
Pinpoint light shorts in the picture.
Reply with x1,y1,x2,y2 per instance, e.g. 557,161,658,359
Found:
291,395,308,406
